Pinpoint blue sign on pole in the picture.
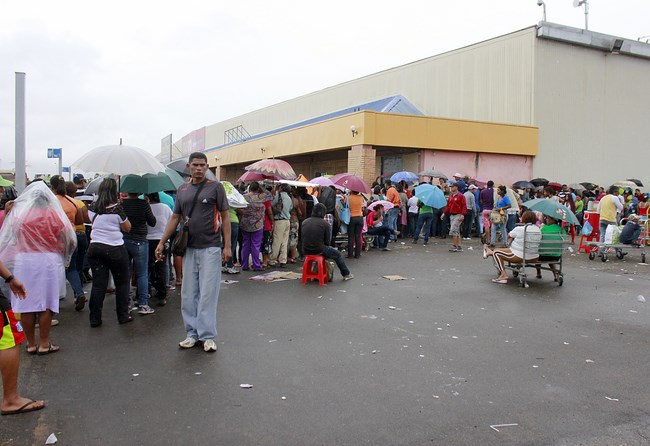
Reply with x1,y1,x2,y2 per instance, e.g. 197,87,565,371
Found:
62,166,70,173
47,148,62,159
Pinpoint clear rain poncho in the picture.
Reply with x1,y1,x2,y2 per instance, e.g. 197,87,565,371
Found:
0,181,77,268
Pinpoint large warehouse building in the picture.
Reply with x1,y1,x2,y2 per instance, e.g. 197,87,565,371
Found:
162,22,650,187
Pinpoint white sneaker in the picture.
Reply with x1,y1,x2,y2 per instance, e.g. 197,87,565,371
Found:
137,305,155,315
203,339,217,352
179,337,197,349
343,274,354,281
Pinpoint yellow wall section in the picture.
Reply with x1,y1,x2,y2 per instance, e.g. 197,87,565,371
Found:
206,111,537,168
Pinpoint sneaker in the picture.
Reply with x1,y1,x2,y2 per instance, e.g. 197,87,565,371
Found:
179,337,197,349
463,237,471,241
167,284,176,291
157,298,167,307
137,305,155,315
343,274,354,281
455,246,463,252
412,240,418,244
449,246,459,252
382,247,391,251
482,247,488,259
423,241,428,246
203,339,217,352
226,267,240,274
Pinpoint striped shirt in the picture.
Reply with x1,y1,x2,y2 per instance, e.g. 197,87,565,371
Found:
121,198,156,242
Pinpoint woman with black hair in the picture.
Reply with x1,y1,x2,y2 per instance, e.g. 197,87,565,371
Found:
50,175,86,308
87,178,132,327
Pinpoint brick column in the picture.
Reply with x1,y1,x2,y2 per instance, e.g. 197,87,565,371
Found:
347,145,376,188
214,166,226,181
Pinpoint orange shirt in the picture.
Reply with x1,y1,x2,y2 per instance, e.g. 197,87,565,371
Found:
386,187,401,207
56,195,78,228
348,194,364,217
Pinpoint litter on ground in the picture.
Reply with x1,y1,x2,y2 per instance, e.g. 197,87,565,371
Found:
383,275,408,281
489,423,519,432
250,271,302,282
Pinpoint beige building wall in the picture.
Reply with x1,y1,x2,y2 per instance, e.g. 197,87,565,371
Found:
533,38,650,185
201,28,537,150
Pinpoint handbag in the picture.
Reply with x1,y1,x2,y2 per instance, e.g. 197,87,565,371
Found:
338,198,351,225
171,181,206,257
490,209,506,225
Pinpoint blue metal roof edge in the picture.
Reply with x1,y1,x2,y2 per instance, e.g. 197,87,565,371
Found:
204,95,423,153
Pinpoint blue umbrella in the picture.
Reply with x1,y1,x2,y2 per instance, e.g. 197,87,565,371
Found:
390,171,419,183
414,184,447,208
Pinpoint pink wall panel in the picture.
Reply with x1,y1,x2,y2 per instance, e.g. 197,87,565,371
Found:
421,150,476,178
477,153,532,186
421,150,532,186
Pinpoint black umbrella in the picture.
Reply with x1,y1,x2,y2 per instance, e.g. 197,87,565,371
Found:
530,178,549,187
513,180,535,189
167,159,217,180
580,182,597,190
84,174,115,195
627,178,644,187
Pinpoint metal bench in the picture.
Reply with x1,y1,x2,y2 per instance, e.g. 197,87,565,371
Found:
504,224,572,287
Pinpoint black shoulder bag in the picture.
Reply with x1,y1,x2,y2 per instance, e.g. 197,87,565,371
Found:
171,181,206,257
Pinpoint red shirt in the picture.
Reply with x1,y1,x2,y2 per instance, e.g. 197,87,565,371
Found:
17,208,67,253
443,192,467,215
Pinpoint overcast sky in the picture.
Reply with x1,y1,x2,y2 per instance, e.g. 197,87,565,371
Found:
2,0,649,177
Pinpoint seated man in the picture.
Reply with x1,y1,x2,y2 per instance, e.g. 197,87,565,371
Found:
619,214,643,245
365,204,394,251
301,203,353,281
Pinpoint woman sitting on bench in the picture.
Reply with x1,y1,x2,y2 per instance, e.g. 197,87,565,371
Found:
483,211,541,284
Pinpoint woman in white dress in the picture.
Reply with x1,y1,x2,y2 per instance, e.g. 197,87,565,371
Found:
0,181,76,355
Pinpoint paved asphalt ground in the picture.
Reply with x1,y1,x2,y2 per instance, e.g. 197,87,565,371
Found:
2,237,650,446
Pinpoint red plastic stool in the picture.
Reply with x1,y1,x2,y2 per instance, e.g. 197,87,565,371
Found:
302,255,328,286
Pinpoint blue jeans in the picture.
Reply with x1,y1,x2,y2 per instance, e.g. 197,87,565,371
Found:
367,225,393,248
124,239,149,307
491,222,508,246
182,246,222,341
65,244,84,298
321,246,350,277
506,213,518,233
413,213,433,242
386,208,399,240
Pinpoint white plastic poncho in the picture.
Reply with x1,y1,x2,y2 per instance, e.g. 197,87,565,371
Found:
0,181,77,278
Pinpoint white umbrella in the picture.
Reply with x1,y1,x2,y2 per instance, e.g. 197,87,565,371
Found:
72,144,166,175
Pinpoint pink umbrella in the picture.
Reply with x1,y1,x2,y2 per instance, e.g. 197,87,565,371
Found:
237,171,280,182
470,178,487,188
245,158,296,180
367,200,394,211
310,176,335,187
332,173,372,194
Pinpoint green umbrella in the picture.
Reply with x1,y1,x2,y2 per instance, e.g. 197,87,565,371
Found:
522,198,579,225
120,168,185,194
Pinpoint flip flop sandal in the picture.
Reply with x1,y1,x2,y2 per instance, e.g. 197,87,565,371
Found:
491,278,508,284
1,399,45,416
37,343,60,356
25,346,37,355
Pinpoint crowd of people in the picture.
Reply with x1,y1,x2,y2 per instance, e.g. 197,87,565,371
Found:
0,157,647,415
